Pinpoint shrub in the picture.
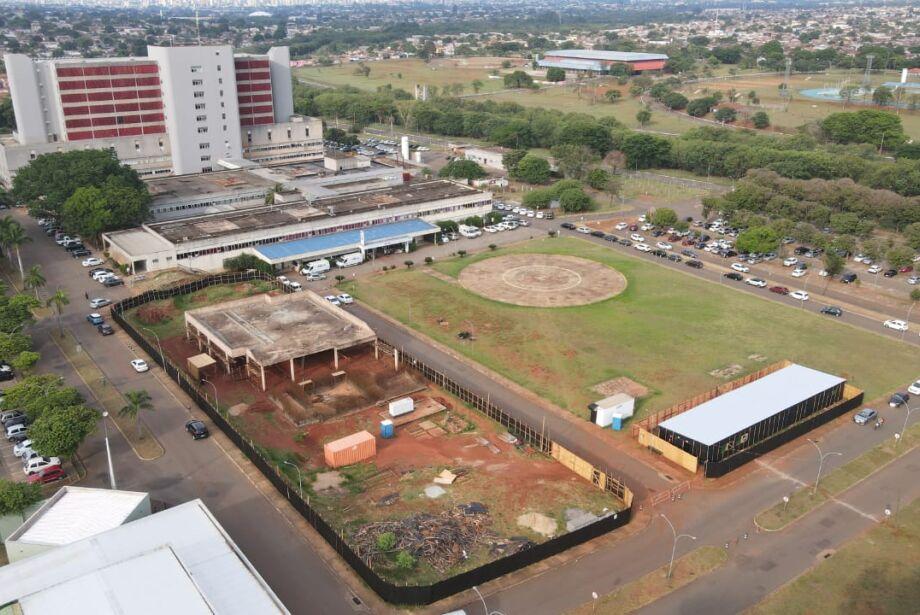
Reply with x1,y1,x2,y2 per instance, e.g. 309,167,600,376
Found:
395,550,416,569
424,256,434,264
377,532,397,551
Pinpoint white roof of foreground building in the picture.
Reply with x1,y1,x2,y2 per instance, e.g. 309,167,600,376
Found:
0,499,289,615
658,364,845,446
8,486,149,548
542,49,669,61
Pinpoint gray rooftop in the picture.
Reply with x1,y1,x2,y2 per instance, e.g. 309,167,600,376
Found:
543,49,669,62
658,364,845,446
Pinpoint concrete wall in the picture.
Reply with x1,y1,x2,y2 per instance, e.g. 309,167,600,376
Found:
148,45,243,175
267,47,294,123
4,54,48,145
464,147,505,172
242,116,323,167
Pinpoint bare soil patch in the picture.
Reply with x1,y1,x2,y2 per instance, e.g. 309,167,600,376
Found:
459,254,626,307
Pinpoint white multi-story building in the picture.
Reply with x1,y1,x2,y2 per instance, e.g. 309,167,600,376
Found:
0,45,322,184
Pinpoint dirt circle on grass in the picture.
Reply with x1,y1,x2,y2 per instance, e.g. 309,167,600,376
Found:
458,254,626,307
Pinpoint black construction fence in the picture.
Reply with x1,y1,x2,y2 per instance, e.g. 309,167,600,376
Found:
110,271,633,605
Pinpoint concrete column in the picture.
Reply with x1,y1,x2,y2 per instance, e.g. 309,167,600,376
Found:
260,364,266,392
225,350,231,375
290,358,295,382
333,347,339,370
394,348,399,371
374,339,379,360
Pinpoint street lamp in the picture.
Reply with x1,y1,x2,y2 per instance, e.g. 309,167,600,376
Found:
591,592,599,614
201,378,219,413
807,439,842,495
471,586,505,615
141,326,165,367
101,411,116,489
660,513,696,579
895,403,915,449
282,460,303,498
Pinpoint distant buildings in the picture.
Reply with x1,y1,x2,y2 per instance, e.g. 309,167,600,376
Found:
0,45,322,185
537,50,669,74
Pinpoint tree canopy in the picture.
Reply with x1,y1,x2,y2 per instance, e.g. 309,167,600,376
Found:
29,403,99,459
511,154,551,184
820,110,906,149
735,226,781,254
438,159,487,180
0,480,42,516
62,174,151,239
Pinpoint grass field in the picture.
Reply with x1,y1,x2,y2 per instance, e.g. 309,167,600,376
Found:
350,237,920,421
295,57,512,96
617,176,717,209
750,497,920,615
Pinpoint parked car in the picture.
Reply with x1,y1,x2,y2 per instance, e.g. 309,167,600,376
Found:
883,319,909,332
723,272,743,281
888,392,909,407
614,222,628,230
782,257,798,267
908,275,920,285
883,269,897,278
130,359,149,373
791,268,807,278
82,257,103,267
6,424,29,441
790,290,809,301
867,265,882,274
13,439,33,457
841,273,858,284
89,297,111,309
97,324,114,336
71,249,91,258
618,239,631,247
336,293,354,305
576,227,592,235
769,286,790,295
27,466,66,484
103,277,124,287
630,234,645,242
731,263,750,273
89,268,113,279
86,313,104,325
656,241,673,251
185,419,210,440
908,380,920,395
853,408,878,425
820,306,843,317
324,295,341,306
305,272,327,282
1,410,26,426
0,362,14,381
746,278,767,288
634,243,652,253
560,222,576,230
23,456,61,476
686,260,703,269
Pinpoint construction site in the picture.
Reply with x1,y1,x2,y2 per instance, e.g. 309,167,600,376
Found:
124,283,626,584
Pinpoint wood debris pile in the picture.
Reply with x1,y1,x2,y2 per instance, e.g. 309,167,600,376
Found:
354,503,493,572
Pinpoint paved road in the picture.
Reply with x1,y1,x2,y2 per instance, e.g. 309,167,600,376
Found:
11,210,360,615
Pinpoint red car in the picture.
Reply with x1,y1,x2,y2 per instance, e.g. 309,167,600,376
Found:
899,265,913,273
27,466,65,484
769,286,790,295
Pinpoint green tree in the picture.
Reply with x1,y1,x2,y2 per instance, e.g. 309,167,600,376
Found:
823,251,845,282
29,404,98,459
714,108,737,123
0,218,31,281
871,86,894,107
839,85,860,108
438,160,486,180
23,264,45,300
911,288,920,302
604,89,622,103
545,67,566,82
0,480,42,516
463,216,484,228
585,168,611,191
905,223,920,250
649,208,679,228
395,550,416,569
886,245,915,269
502,149,528,176
0,97,16,134
751,111,770,129
662,92,689,110
551,144,598,179
471,79,484,94
61,175,150,239
558,188,594,212
10,350,39,374
512,154,551,184
620,133,672,169
503,71,534,89
735,226,780,254
119,389,154,439
376,532,397,551
820,109,906,149
554,116,614,155
636,109,652,126
46,289,69,339
686,96,717,117
0,332,32,364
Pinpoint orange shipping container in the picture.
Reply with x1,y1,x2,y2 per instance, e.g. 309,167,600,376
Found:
324,430,376,468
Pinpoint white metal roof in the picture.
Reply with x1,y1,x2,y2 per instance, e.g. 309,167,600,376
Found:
658,364,845,446
543,49,669,62
0,499,288,615
12,487,148,547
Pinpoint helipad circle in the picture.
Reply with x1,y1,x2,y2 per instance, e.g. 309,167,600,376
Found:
458,254,626,307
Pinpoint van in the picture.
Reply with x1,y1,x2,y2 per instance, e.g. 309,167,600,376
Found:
334,252,364,268
458,224,481,238
301,259,331,275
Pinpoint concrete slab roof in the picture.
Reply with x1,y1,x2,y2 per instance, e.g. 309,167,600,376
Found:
146,169,275,201
185,291,376,367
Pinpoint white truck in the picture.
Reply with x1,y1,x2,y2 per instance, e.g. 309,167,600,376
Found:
301,259,331,276
334,252,364,268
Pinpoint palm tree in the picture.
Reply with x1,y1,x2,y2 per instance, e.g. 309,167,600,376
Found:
23,265,45,300
1,219,32,281
119,389,154,439
46,288,69,338
0,216,13,260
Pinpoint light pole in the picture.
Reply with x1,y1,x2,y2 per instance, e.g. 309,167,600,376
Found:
282,460,303,498
660,513,696,579
591,591,599,614
808,438,842,495
141,326,165,367
202,378,219,413
895,403,915,450
471,585,505,615
102,411,116,489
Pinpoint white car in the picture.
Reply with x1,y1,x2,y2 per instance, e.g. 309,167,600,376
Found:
276,275,291,286
615,222,628,230
853,254,867,263
867,265,882,274
576,226,592,234
630,234,645,242
908,275,920,285
130,359,149,373
89,297,111,309
791,268,807,278
656,242,673,251
782,257,798,267
908,380,920,395
324,295,341,306
790,290,809,301
638,214,647,222
13,439,33,457
288,281,303,292
23,456,61,476
731,263,750,273
535,212,544,219
883,319,908,331
81,257,103,267
640,223,654,231
634,243,652,253
746,278,767,288
92,270,114,281
337,293,354,305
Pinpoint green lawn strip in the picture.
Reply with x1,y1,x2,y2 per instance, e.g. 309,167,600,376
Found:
353,237,919,422
749,497,920,615
755,420,920,531
54,330,164,461
568,546,728,615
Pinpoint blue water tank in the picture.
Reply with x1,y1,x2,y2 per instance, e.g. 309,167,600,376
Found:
611,416,623,431
380,420,394,439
